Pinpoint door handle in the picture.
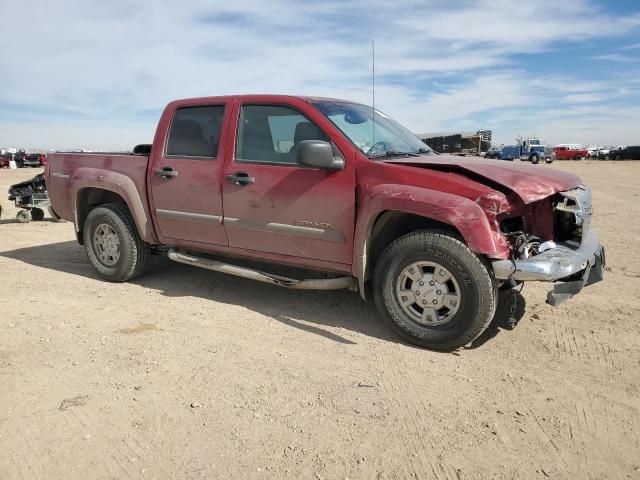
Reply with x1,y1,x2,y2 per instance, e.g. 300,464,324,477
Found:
227,171,255,186
155,167,178,179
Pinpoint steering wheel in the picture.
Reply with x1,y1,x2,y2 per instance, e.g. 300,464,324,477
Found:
366,141,388,156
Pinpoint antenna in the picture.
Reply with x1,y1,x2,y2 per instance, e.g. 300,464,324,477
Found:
371,40,376,148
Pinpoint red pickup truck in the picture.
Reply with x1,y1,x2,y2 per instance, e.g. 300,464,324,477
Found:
554,145,588,161
46,95,605,350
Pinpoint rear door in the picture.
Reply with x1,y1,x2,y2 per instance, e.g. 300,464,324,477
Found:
148,102,229,245
221,101,356,265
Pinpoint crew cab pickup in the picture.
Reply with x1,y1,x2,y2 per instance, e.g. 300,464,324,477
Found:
554,145,588,161
46,95,605,350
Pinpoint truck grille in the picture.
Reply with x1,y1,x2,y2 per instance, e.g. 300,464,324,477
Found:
553,186,592,247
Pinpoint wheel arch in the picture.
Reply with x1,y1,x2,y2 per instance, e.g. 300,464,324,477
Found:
354,206,502,300
75,187,128,244
71,168,157,245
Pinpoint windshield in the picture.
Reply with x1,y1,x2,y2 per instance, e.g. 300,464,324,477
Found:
312,101,434,158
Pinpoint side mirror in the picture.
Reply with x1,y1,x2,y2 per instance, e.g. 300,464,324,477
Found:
296,140,344,171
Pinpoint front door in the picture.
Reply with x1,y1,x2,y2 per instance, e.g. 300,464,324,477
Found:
221,103,356,265
149,103,229,245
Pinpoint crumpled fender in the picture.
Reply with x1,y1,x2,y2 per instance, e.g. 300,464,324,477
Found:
352,183,510,279
70,167,156,243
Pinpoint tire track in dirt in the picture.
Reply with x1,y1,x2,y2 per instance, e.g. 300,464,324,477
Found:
374,342,457,480
548,308,618,369
2,420,49,480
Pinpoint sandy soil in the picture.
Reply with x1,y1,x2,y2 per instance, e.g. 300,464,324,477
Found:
0,161,638,480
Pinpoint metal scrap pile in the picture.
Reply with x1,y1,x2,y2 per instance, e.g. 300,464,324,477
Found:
8,173,47,202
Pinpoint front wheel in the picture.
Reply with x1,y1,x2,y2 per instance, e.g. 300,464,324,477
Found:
373,231,497,351
16,210,31,223
83,203,150,282
530,154,540,164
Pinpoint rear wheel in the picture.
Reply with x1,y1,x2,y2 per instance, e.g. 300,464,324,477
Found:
575,155,582,161
83,203,150,282
30,208,45,221
373,231,497,351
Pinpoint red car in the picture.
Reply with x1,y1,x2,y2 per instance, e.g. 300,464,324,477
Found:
45,94,605,350
554,145,588,160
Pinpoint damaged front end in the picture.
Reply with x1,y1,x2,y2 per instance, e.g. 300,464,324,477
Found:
492,186,605,306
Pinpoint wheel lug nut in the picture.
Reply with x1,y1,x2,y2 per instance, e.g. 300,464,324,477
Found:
419,281,424,286
436,290,442,295
422,300,427,305
429,281,435,286
415,291,420,295
432,299,438,304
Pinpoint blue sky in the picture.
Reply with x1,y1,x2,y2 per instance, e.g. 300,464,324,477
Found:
1,0,640,150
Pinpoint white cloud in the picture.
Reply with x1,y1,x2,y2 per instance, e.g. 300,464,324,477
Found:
0,0,639,149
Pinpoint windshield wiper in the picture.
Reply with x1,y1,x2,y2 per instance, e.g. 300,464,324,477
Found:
367,150,421,159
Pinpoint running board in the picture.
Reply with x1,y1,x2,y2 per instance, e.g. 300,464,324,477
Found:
167,249,356,290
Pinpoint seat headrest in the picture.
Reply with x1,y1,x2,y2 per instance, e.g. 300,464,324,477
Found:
294,121,325,145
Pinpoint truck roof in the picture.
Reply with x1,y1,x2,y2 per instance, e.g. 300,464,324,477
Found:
168,94,362,106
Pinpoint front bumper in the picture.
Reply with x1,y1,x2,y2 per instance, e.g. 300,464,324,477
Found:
492,229,605,306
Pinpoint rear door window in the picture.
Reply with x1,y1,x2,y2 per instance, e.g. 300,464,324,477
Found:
166,105,225,158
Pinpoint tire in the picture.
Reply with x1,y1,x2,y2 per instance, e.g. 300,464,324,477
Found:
16,210,31,223
575,155,582,161
30,208,45,221
530,155,539,164
83,203,150,282
373,231,497,351
604,155,610,160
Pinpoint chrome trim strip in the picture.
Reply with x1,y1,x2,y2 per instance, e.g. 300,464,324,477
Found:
156,209,223,225
224,217,345,243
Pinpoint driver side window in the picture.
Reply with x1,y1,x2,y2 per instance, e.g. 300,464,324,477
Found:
237,105,329,165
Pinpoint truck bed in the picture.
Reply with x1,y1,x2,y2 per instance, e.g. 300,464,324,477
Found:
46,152,151,225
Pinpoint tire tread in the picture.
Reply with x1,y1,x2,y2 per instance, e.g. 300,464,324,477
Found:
84,203,150,282
373,230,497,350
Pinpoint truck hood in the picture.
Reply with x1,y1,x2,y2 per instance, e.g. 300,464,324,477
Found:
383,154,582,204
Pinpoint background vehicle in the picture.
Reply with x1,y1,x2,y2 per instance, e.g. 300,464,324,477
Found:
591,147,611,160
22,153,47,167
0,153,12,168
45,95,605,351
610,145,640,160
484,145,520,161
522,144,553,164
417,130,492,156
554,144,588,160
515,138,553,164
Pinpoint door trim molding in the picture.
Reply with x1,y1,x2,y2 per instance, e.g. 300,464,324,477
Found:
224,217,345,243
156,209,223,225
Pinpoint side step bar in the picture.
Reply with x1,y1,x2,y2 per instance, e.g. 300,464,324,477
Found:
167,249,356,291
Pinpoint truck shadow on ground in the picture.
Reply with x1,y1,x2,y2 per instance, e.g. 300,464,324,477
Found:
1,240,525,350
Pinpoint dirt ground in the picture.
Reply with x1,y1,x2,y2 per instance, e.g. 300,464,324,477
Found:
0,161,638,480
